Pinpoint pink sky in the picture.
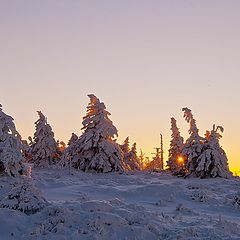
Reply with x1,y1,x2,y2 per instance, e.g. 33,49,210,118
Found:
1,1,239,171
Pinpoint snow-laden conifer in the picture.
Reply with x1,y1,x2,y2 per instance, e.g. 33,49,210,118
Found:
151,148,163,170
0,104,28,177
121,137,130,157
21,139,32,163
120,137,132,171
182,108,205,176
72,94,124,172
193,125,232,178
120,138,141,171
167,118,184,172
182,108,231,178
127,143,141,171
59,133,78,168
30,111,58,167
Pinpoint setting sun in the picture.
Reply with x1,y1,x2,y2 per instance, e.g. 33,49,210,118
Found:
177,156,184,164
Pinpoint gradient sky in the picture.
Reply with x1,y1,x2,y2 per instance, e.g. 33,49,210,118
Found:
1,1,239,171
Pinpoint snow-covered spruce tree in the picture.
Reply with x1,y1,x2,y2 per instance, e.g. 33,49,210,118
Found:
167,117,184,172
55,140,66,161
121,137,130,157
30,111,59,167
144,148,163,171
127,143,141,171
152,147,163,170
57,140,66,153
182,108,231,178
195,125,232,178
120,137,133,171
21,139,32,163
138,149,145,170
0,104,28,177
182,107,205,177
71,94,124,173
120,139,141,171
59,133,78,168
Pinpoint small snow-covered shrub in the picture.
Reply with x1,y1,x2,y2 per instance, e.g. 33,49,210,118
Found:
190,189,209,202
176,203,187,212
225,191,240,209
80,200,113,213
0,178,47,215
186,183,206,190
233,193,240,208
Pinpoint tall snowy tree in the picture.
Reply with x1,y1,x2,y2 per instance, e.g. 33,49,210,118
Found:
152,147,163,170
59,133,78,168
120,137,131,170
167,118,184,172
0,104,28,177
121,137,130,156
71,94,124,173
181,108,205,176
30,111,59,167
193,125,232,178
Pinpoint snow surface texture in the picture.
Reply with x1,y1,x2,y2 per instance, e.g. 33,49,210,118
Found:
0,169,240,240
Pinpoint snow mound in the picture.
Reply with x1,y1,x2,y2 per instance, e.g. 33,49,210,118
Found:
0,177,47,215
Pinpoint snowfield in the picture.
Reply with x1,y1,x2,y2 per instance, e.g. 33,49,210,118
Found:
0,170,240,240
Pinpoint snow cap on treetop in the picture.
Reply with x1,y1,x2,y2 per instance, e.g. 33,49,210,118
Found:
182,107,193,123
37,111,46,120
87,94,106,111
